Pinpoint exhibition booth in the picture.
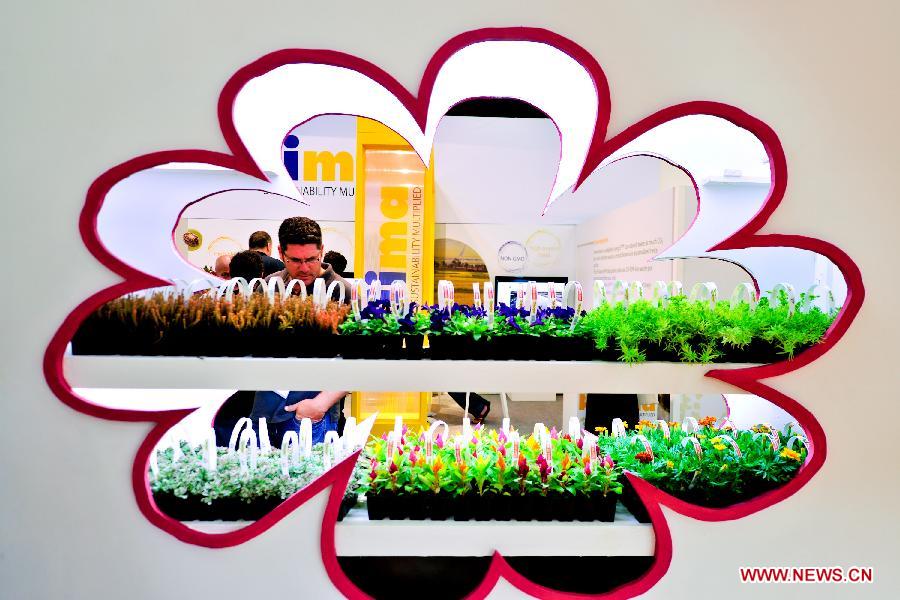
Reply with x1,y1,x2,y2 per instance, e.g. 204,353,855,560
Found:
45,28,862,599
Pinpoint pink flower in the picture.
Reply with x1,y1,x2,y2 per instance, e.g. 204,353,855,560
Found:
537,457,550,483
549,427,559,439
576,438,584,450
601,455,615,470
435,434,444,449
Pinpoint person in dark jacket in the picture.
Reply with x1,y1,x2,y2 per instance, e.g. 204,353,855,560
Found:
249,230,285,277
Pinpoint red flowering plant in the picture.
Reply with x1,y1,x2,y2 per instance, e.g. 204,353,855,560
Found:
45,27,864,600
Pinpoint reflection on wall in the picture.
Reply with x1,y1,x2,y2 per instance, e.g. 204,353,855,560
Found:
433,238,488,305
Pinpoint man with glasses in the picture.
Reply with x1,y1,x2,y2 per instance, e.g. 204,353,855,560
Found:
247,216,350,445
268,216,349,296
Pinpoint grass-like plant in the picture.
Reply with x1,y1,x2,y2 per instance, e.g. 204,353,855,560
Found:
73,291,350,356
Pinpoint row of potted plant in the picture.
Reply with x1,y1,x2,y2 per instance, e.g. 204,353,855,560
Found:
72,291,350,357
603,418,807,520
361,423,621,522
357,418,807,523
339,290,834,363
72,282,834,364
149,441,366,521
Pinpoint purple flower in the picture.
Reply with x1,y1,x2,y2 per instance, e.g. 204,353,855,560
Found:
458,304,487,318
430,308,450,331
506,316,522,332
497,303,517,318
361,299,390,321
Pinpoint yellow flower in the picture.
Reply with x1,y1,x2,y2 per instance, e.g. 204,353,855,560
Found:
621,421,629,429
668,421,680,429
710,437,722,444
666,461,674,469
719,464,729,472
526,436,540,452
594,426,608,435
780,448,801,461
713,443,727,451
697,434,706,440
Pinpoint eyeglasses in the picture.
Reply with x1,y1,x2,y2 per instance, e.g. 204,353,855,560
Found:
283,253,321,266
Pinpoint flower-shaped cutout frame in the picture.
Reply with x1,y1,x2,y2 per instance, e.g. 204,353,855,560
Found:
45,27,864,599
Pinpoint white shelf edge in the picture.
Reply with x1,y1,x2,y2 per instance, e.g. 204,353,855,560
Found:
64,355,757,394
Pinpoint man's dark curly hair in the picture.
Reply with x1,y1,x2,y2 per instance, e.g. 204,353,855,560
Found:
229,250,264,281
323,250,347,274
278,216,322,249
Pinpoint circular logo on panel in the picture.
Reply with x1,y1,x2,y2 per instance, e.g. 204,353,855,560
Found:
497,240,528,273
525,229,561,267
182,229,202,251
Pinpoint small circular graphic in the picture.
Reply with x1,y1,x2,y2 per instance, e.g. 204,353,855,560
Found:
497,240,528,273
182,229,202,251
525,229,561,267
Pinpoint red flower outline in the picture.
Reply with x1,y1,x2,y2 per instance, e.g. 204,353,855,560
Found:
42,26,865,599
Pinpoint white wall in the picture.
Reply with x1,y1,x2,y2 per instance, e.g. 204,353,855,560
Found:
4,2,899,598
